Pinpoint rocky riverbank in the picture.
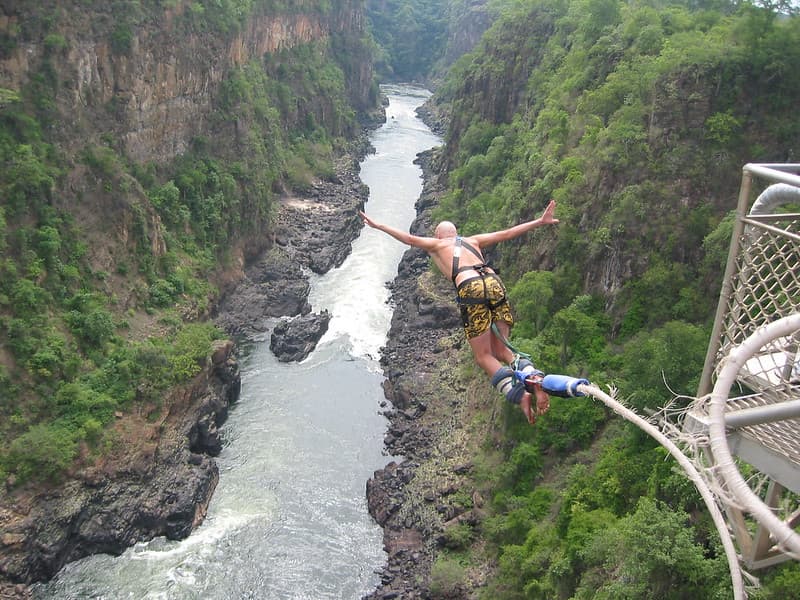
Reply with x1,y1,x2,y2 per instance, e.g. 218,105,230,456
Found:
364,147,494,599
213,105,487,599
0,101,467,600
214,142,373,341
212,110,489,599
0,128,377,598
0,340,239,598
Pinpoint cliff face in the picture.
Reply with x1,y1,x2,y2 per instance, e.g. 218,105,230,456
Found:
0,1,372,165
0,1,377,592
0,340,240,586
440,0,493,74
0,0,377,330
433,3,800,317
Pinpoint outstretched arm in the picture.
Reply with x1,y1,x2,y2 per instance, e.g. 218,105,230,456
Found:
359,210,440,252
472,200,559,247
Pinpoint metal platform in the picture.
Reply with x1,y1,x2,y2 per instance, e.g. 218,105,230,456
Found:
684,396,800,496
689,163,800,570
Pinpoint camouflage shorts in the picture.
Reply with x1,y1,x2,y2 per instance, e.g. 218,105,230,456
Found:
456,273,514,339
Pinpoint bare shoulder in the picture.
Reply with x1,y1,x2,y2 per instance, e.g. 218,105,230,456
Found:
407,233,446,252
427,237,454,254
460,234,483,248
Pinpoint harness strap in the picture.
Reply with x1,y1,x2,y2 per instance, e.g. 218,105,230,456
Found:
491,322,532,362
460,239,484,260
451,237,489,282
451,237,463,281
452,236,511,314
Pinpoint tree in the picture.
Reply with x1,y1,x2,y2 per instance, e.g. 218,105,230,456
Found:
3,144,54,215
619,320,708,411
5,423,77,483
539,295,606,371
576,497,729,599
508,272,555,339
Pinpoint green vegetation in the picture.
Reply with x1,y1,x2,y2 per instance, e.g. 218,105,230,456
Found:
367,0,448,81
2,0,797,594
174,0,333,35
1,322,223,484
423,0,800,596
0,1,373,486
429,554,469,598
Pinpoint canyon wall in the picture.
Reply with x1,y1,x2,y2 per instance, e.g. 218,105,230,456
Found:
0,1,372,164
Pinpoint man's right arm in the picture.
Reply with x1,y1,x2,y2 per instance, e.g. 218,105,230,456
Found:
359,210,440,251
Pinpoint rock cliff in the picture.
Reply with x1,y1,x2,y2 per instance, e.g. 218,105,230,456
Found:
0,133,375,597
0,339,239,587
0,1,372,163
364,148,487,599
0,1,377,595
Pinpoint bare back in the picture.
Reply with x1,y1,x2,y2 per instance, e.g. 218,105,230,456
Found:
358,204,559,287
426,236,494,287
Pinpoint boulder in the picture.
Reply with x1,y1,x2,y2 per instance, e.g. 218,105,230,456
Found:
269,311,331,362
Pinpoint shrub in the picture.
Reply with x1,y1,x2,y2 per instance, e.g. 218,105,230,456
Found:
27,333,67,380
4,317,40,358
83,145,122,178
81,416,103,445
577,498,727,598
168,323,223,382
10,278,49,317
67,306,116,348
441,523,474,550
284,154,314,191
148,278,180,308
5,422,77,483
43,33,67,54
429,556,467,599
497,442,544,494
508,271,556,339
110,25,133,55
755,563,800,599
4,144,54,215
56,381,117,424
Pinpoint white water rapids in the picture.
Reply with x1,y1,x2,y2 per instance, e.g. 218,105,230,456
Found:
32,84,440,600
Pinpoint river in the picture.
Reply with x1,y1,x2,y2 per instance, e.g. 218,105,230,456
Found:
32,84,441,600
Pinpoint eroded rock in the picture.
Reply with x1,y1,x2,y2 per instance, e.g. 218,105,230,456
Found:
270,311,331,362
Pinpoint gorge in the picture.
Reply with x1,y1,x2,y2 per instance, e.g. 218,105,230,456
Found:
3,1,800,599
32,84,440,600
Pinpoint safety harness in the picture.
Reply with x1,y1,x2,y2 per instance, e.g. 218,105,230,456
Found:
452,237,507,310
450,239,586,410
451,238,538,406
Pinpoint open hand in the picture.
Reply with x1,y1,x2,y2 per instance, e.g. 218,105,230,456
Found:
358,210,376,228
540,200,559,226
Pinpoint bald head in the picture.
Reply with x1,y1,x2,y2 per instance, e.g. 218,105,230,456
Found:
434,221,457,239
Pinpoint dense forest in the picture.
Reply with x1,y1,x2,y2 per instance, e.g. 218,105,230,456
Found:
368,0,446,81
1,0,799,597
367,0,495,84
417,0,800,598
0,0,375,485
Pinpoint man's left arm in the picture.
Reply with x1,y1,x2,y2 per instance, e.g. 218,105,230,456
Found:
473,200,559,247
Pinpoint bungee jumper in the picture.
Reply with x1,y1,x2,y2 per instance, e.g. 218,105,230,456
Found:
359,200,564,424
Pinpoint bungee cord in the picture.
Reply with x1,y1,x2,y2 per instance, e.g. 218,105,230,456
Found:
573,380,748,600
